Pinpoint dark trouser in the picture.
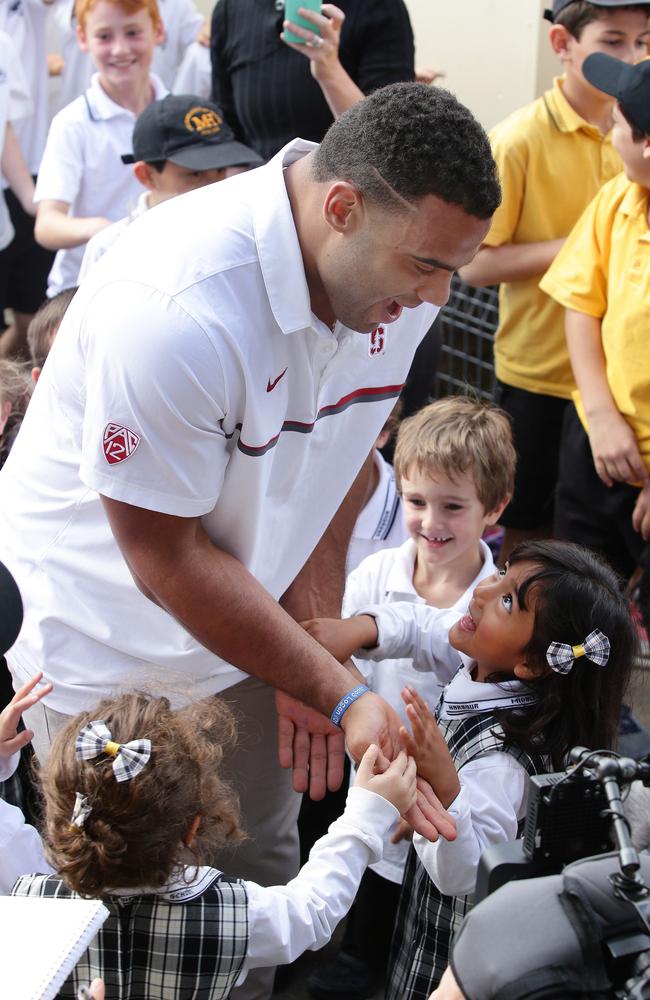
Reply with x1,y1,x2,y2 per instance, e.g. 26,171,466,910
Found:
493,380,569,531
555,405,650,629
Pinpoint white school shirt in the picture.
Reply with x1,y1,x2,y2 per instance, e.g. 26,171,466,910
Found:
0,751,53,894
0,0,49,174
414,667,535,898
78,190,150,280
98,786,398,976
360,600,537,897
0,139,437,714
0,31,32,250
52,0,203,112
172,40,211,99
344,538,494,883
345,450,408,575
34,72,167,296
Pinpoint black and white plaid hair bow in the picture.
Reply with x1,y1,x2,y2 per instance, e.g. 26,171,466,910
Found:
546,629,610,675
75,720,152,783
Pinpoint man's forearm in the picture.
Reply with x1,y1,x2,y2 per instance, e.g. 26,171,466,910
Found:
102,498,359,715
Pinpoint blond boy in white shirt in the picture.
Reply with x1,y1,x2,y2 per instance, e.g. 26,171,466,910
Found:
303,395,515,998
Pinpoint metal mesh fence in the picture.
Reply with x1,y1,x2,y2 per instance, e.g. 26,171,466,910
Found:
433,275,499,400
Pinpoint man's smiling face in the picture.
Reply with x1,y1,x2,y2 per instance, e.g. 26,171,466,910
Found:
319,192,491,334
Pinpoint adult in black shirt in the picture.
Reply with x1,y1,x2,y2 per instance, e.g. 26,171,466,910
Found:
210,0,415,162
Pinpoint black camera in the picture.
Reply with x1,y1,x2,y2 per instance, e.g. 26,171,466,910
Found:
450,749,650,999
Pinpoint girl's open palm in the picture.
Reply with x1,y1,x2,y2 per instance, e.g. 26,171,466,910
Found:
400,686,460,809
0,672,53,757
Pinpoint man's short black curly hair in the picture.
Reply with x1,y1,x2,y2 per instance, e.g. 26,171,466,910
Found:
312,82,501,220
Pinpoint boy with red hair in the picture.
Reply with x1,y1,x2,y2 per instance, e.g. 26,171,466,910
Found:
34,0,167,296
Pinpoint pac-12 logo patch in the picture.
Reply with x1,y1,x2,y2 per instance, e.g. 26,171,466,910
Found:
369,326,386,357
103,423,141,465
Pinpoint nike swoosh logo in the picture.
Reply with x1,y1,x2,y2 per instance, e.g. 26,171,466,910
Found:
266,368,288,392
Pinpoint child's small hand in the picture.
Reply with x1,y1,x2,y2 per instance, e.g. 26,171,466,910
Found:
632,481,650,541
0,672,53,756
354,744,417,815
301,615,378,663
587,409,648,488
401,686,460,809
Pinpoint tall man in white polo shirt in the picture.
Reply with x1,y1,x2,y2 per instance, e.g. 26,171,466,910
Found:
0,82,500,999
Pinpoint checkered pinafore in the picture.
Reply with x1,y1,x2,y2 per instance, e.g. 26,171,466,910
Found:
12,869,249,1000
386,714,550,1000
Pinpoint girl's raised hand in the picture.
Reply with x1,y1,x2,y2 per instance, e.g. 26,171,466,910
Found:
0,672,53,757
401,686,460,809
354,745,417,815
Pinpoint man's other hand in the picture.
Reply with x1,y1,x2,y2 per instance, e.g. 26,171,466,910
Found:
275,690,346,800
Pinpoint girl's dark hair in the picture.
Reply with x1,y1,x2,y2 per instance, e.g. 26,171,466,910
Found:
41,693,245,897
499,540,636,769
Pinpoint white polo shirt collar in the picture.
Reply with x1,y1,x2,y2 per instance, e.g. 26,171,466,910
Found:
84,71,167,122
384,539,421,598
253,140,333,339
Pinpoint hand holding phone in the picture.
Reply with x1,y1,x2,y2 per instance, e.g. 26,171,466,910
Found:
283,0,322,44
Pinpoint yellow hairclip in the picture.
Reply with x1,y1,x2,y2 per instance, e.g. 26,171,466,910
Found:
571,643,586,659
104,740,120,758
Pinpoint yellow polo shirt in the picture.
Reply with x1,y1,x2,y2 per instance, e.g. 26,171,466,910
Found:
540,172,650,471
486,77,621,399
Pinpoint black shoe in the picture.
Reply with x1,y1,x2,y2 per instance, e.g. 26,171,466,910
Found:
307,952,377,1000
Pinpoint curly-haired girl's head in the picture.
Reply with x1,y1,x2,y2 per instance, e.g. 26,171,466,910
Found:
41,693,244,897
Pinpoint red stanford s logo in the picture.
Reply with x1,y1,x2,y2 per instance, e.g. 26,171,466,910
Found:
103,423,141,465
369,326,386,357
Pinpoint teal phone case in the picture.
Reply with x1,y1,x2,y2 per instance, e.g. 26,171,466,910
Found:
283,0,322,44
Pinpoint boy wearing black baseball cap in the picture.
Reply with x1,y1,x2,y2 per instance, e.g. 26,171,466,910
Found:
541,53,650,630
79,94,261,279
459,0,649,563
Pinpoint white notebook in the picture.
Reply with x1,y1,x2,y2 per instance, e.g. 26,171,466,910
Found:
0,895,109,999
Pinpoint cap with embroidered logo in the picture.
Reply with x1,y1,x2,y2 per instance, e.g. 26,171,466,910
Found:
583,52,650,134
543,0,646,22
121,94,263,170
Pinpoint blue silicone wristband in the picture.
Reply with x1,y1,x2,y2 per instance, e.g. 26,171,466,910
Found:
330,684,369,727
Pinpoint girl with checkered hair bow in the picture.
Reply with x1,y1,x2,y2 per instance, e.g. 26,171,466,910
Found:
320,540,637,1000
11,690,419,999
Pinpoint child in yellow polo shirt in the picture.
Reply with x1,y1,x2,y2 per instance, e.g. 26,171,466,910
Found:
541,52,650,626
460,0,650,561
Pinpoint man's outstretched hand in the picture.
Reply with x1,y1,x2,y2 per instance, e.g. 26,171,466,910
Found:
275,687,457,841
275,690,346,800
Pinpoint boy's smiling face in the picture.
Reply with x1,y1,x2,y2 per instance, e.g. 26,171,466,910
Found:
400,465,507,580
78,1,163,91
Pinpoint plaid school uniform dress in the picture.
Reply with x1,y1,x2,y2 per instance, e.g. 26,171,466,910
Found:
12,867,249,1000
387,713,550,1000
